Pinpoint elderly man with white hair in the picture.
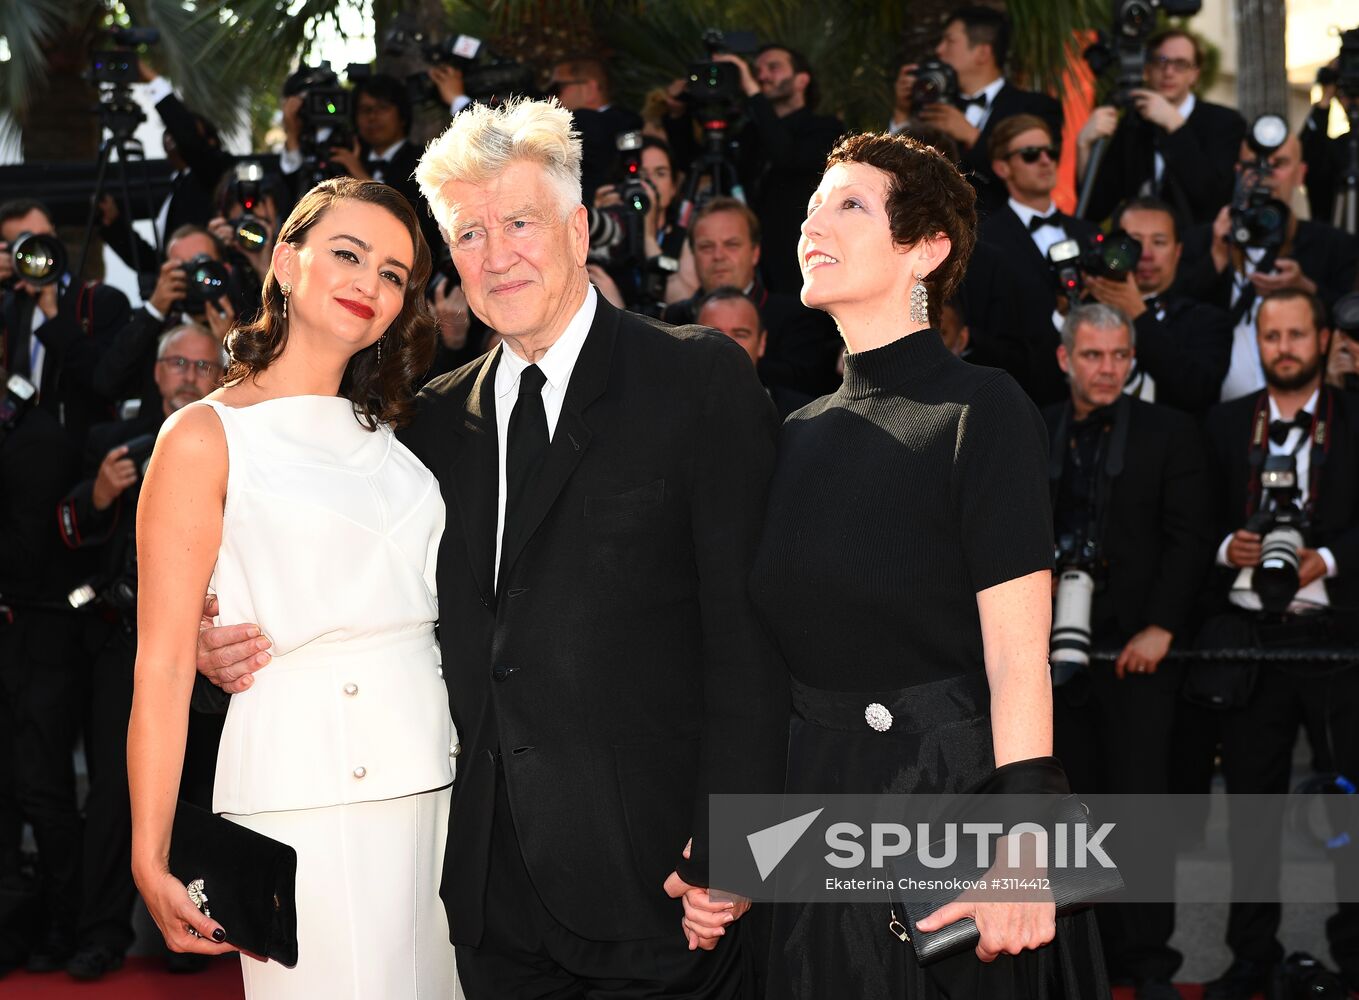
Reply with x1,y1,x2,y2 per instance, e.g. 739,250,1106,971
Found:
408,96,787,1000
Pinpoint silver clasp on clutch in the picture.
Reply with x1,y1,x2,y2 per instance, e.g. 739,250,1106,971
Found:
888,906,910,942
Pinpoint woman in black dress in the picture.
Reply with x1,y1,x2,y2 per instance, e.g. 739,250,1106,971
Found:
748,133,1109,998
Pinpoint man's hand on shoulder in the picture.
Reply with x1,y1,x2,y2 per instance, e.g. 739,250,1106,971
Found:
197,594,271,693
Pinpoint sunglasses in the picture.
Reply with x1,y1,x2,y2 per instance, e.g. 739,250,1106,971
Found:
1009,145,1060,164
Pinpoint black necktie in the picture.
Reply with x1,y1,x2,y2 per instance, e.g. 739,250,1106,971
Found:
501,364,549,584
1029,213,1060,233
1269,411,1311,446
957,94,988,110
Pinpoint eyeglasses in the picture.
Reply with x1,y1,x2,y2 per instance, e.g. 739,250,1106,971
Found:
1008,145,1060,164
158,356,223,376
1146,55,1195,73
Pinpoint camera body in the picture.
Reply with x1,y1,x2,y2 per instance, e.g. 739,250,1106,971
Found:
2,232,67,289
1048,230,1143,298
909,60,959,117
0,369,38,441
1237,453,1309,614
1230,114,1292,250
382,20,533,106
1051,533,1102,685
177,254,233,317
684,29,756,120
1338,27,1359,100
1084,0,1202,107
284,63,355,181
229,161,271,254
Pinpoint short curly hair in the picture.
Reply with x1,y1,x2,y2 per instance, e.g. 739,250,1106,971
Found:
225,178,435,429
824,132,976,327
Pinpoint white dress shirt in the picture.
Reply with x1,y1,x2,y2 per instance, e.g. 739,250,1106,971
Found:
1008,197,1067,261
492,285,598,585
1220,246,1270,402
1215,388,1338,612
1151,93,1196,190
960,76,1006,131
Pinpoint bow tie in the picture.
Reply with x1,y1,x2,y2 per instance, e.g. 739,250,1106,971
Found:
1269,412,1311,446
1028,213,1060,233
957,94,989,110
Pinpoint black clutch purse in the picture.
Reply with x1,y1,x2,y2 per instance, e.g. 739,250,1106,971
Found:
887,759,1124,965
168,800,299,967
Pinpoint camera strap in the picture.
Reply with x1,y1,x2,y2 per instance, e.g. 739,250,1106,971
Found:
1244,386,1333,520
1048,395,1130,565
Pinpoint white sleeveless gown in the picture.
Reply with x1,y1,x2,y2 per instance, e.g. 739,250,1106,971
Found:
193,396,461,1000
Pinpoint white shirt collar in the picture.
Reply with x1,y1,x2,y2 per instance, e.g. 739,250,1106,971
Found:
1008,197,1057,227
1176,93,1196,120
495,284,598,400
371,138,407,163
1267,387,1320,424
961,75,1006,104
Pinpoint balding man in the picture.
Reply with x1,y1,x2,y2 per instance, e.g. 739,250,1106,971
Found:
1174,130,1359,402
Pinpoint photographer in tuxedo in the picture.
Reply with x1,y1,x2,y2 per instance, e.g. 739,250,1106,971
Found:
1078,29,1245,227
1044,303,1213,999
1197,288,1359,999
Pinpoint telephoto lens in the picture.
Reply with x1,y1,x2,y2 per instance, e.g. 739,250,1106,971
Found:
1254,521,1304,613
1050,568,1095,685
10,232,67,286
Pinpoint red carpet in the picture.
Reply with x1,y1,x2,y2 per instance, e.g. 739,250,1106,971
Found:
0,956,243,998
0,966,1241,999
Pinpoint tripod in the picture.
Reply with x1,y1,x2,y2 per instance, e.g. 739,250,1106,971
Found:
1332,101,1358,237
72,85,161,297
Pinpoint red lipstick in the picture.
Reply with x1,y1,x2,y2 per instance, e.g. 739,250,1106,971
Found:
336,297,375,319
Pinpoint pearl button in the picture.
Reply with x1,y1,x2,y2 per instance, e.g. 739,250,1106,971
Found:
436,667,444,679
343,683,358,696
450,742,462,758
352,766,367,779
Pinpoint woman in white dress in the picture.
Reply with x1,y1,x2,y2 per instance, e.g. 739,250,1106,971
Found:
128,178,461,998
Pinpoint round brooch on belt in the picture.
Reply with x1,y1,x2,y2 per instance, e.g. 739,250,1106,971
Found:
865,702,893,732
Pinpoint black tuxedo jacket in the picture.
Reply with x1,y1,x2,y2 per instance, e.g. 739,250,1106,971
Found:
1131,293,1232,415
364,140,444,261
1084,99,1246,228
1203,387,1359,621
960,84,1064,219
401,297,789,945
662,279,841,396
1175,218,1359,314
978,204,1098,405
0,281,130,442
1044,397,1214,643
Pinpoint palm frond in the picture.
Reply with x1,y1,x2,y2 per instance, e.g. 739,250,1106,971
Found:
0,0,77,120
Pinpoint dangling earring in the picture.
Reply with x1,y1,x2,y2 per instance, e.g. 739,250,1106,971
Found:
909,273,929,326
376,335,384,365
280,282,292,322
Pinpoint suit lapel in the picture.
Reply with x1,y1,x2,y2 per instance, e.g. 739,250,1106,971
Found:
497,298,619,584
449,348,501,605
999,206,1047,269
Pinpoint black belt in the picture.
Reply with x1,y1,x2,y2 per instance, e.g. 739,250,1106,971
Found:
790,671,990,736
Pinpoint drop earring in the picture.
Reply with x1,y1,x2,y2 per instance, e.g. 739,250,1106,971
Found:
376,336,384,365
909,273,928,326
280,282,292,322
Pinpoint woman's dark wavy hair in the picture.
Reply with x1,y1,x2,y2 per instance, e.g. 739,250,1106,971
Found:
825,132,976,328
225,178,435,429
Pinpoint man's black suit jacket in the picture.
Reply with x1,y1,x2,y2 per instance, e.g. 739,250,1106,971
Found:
1131,293,1232,415
366,141,443,263
0,282,131,442
977,204,1098,405
1084,99,1246,228
1044,397,1214,644
401,296,789,945
1175,219,1359,313
662,279,841,396
959,84,1064,219
1202,387,1359,626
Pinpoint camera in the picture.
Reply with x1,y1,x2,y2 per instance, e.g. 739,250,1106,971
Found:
229,161,271,254
1083,0,1202,107
67,432,155,614
1230,114,1292,250
178,254,232,317
683,28,757,120
3,232,67,289
589,132,650,266
1051,533,1101,685
1338,27,1359,100
1334,292,1359,392
1272,952,1348,999
382,17,533,106
0,368,38,439
1235,453,1309,614
1048,230,1143,298
909,60,959,116
284,62,355,181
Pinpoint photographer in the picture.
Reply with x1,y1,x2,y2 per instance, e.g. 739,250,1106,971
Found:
57,323,226,980
901,6,1063,218
1329,292,1359,392
696,286,813,419
977,114,1099,405
206,162,289,298
97,59,233,270
666,43,845,294
0,379,96,973
1197,288,1359,998
547,57,644,205
1300,57,1355,227
92,225,234,420
1045,302,1212,998
1085,196,1232,414
1078,29,1246,228
1174,129,1358,401
661,197,840,395
0,199,131,443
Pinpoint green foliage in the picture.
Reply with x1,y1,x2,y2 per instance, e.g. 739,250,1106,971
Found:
0,0,78,121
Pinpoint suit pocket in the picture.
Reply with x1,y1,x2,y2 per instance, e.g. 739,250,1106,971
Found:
584,478,665,519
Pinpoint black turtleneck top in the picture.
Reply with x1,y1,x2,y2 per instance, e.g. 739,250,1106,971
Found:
749,328,1054,692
